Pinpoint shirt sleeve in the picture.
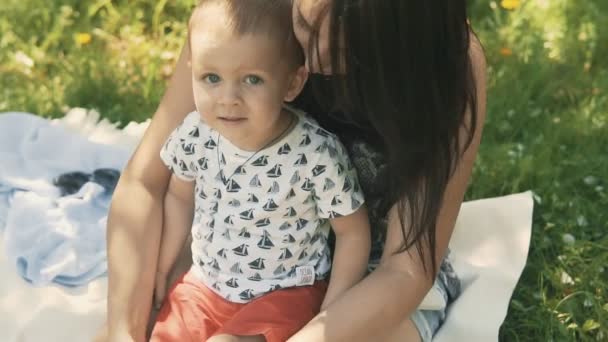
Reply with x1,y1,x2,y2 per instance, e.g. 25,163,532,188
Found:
312,136,365,219
159,112,202,182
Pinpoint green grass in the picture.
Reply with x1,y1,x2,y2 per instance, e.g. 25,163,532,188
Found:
1,0,607,340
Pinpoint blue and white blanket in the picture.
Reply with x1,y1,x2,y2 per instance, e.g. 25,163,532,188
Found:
0,110,148,286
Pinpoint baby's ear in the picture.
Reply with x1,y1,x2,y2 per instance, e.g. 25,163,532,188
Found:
284,66,309,102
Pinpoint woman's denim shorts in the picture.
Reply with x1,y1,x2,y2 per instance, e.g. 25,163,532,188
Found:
410,254,460,341
368,252,461,341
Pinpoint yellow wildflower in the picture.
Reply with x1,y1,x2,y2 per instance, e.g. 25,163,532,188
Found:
499,47,513,56
75,33,92,45
501,0,521,10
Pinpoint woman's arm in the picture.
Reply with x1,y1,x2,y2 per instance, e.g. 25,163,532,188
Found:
321,206,371,310
104,40,195,342
288,37,486,342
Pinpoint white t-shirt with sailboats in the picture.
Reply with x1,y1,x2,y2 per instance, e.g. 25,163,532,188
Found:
160,109,364,303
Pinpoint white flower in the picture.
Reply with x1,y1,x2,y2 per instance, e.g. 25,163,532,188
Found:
562,233,575,245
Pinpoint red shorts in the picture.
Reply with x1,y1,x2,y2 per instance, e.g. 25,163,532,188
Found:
150,270,327,342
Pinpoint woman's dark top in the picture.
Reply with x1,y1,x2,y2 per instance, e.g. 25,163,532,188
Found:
292,78,388,264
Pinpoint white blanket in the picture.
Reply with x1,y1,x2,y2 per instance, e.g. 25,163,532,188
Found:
0,109,533,341
0,110,147,287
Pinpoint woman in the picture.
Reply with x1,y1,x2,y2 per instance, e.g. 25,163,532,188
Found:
101,0,486,341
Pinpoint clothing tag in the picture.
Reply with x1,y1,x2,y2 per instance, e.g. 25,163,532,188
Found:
295,266,315,286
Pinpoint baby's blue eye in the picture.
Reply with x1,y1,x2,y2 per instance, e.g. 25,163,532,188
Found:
203,74,221,83
244,75,263,85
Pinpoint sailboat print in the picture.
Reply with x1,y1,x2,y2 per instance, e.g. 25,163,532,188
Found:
312,165,327,177
282,234,296,243
294,153,307,166
209,202,218,214
321,179,334,193
230,262,244,274
251,155,269,166
249,175,262,188
337,162,344,175
278,248,293,261
238,228,251,239
219,153,226,166
248,258,266,270
290,171,300,185
194,231,202,240
266,164,282,178
240,209,254,220
247,193,259,203
286,188,296,200
273,264,286,275
226,278,239,288
239,289,255,301
268,284,282,292
267,181,280,194
327,144,338,158
255,218,271,228
226,179,241,193
300,232,312,246
310,233,321,244
212,282,221,291
351,196,361,210
315,142,328,153
213,188,222,199
206,218,215,228
331,196,342,206
204,137,217,149
233,244,249,256
178,160,188,172
215,170,227,184
217,248,228,259
257,230,274,249
296,218,309,231
279,222,292,231
278,143,291,155
197,185,208,199
222,230,231,241
208,258,220,271
342,177,352,192
224,215,235,226
299,134,311,146
315,128,330,137
263,199,279,212
248,273,262,281
302,122,315,131
283,207,297,218
298,248,309,260
188,127,199,137
301,178,314,191
228,199,240,207
182,142,195,155
204,231,213,242
198,157,208,170
234,165,246,175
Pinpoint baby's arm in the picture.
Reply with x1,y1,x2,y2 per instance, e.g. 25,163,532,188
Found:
322,206,371,309
154,174,195,306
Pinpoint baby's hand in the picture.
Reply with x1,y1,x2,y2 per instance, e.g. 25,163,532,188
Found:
154,271,168,310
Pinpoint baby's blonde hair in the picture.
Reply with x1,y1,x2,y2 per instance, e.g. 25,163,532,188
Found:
189,0,304,68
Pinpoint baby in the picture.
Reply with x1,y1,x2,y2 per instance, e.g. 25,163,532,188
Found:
151,1,371,341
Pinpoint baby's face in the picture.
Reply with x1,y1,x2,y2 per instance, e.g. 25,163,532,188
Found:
189,9,301,151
